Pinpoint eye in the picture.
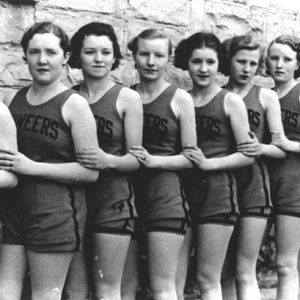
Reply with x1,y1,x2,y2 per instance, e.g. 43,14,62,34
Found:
207,59,216,64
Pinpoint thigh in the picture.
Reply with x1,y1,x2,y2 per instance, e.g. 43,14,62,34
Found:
275,215,300,263
0,244,27,300
147,231,184,285
28,250,73,300
195,224,234,277
236,216,268,264
92,232,131,285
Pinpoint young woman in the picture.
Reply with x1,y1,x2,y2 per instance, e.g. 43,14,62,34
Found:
174,32,255,300
64,22,143,300
219,34,286,300
123,28,197,300
265,35,300,300
0,22,99,300
0,102,18,189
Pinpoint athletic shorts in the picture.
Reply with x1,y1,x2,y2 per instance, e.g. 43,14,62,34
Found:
88,218,135,235
133,169,189,235
182,169,238,226
269,153,300,217
234,158,272,218
86,170,136,227
1,178,87,253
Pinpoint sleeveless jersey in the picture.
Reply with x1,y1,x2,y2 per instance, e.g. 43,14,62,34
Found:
195,89,235,158
8,87,85,250
142,85,180,155
269,83,300,177
243,85,265,142
75,84,136,223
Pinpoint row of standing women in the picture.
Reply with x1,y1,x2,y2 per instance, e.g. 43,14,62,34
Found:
0,20,300,300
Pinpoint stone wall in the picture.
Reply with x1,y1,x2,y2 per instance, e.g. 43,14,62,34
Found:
2,0,300,97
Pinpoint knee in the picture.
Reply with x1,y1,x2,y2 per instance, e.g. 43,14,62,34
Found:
196,271,219,292
235,263,256,286
276,256,297,279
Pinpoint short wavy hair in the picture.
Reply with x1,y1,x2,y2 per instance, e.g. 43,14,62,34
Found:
21,21,70,56
127,28,172,57
69,22,122,70
174,32,221,71
219,34,264,76
266,35,300,78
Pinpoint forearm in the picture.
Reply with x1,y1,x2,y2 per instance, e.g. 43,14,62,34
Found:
261,144,286,158
150,154,194,171
29,162,99,184
203,153,254,171
0,171,18,188
106,153,140,172
283,140,300,153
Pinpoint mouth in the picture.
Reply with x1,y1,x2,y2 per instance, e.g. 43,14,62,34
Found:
274,71,285,75
239,75,250,80
196,74,209,79
143,68,157,72
36,68,50,72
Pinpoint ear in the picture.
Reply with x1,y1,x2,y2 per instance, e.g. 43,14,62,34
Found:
63,51,70,66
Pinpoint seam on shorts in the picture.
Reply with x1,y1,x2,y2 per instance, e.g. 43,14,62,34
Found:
179,177,191,228
274,209,300,218
257,159,272,209
226,171,237,215
126,177,135,218
68,186,80,251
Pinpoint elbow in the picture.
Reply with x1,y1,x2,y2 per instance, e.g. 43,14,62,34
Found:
5,174,18,188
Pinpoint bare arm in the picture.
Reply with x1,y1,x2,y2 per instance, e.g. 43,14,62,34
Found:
0,102,18,188
77,88,143,172
0,93,99,184
185,93,254,171
130,89,196,171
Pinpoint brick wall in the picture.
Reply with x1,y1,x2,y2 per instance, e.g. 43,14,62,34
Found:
1,0,300,97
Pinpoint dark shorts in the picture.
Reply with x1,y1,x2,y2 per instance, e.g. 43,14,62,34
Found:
182,169,238,226
235,158,272,218
133,169,190,235
269,154,300,217
1,180,87,253
86,170,136,226
89,218,135,235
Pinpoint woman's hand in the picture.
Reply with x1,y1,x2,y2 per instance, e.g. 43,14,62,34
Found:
129,145,156,168
183,146,210,170
77,147,110,170
236,132,262,157
0,149,36,175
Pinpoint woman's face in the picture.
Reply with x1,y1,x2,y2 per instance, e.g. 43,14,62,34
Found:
188,47,219,88
134,37,170,81
25,33,69,85
229,49,260,86
80,34,115,79
267,42,298,84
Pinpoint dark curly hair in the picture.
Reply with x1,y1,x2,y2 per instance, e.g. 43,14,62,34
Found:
69,22,122,70
21,21,70,57
174,32,221,71
266,35,300,79
127,28,172,57
219,34,264,76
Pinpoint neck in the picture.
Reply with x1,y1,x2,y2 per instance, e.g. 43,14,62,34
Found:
274,78,297,97
31,78,65,95
191,82,221,103
138,77,168,97
81,74,114,101
225,79,253,97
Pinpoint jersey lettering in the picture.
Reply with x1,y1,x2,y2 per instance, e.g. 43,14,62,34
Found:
281,109,299,128
196,115,221,136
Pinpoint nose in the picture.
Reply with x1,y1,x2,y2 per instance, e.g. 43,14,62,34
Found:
243,63,250,73
276,58,284,68
37,52,47,65
94,52,103,63
199,62,208,72
147,54,155,67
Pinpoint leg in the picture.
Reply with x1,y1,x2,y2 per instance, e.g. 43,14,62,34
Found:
0,244,27,300
176,227,193,300
195,223,234,300
147,231,184,300
92,233,131,300
275,215,300,300
62,250,91,300
121,239,140,300
235,217,268,300
221,226,238,300
27,250,73,300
